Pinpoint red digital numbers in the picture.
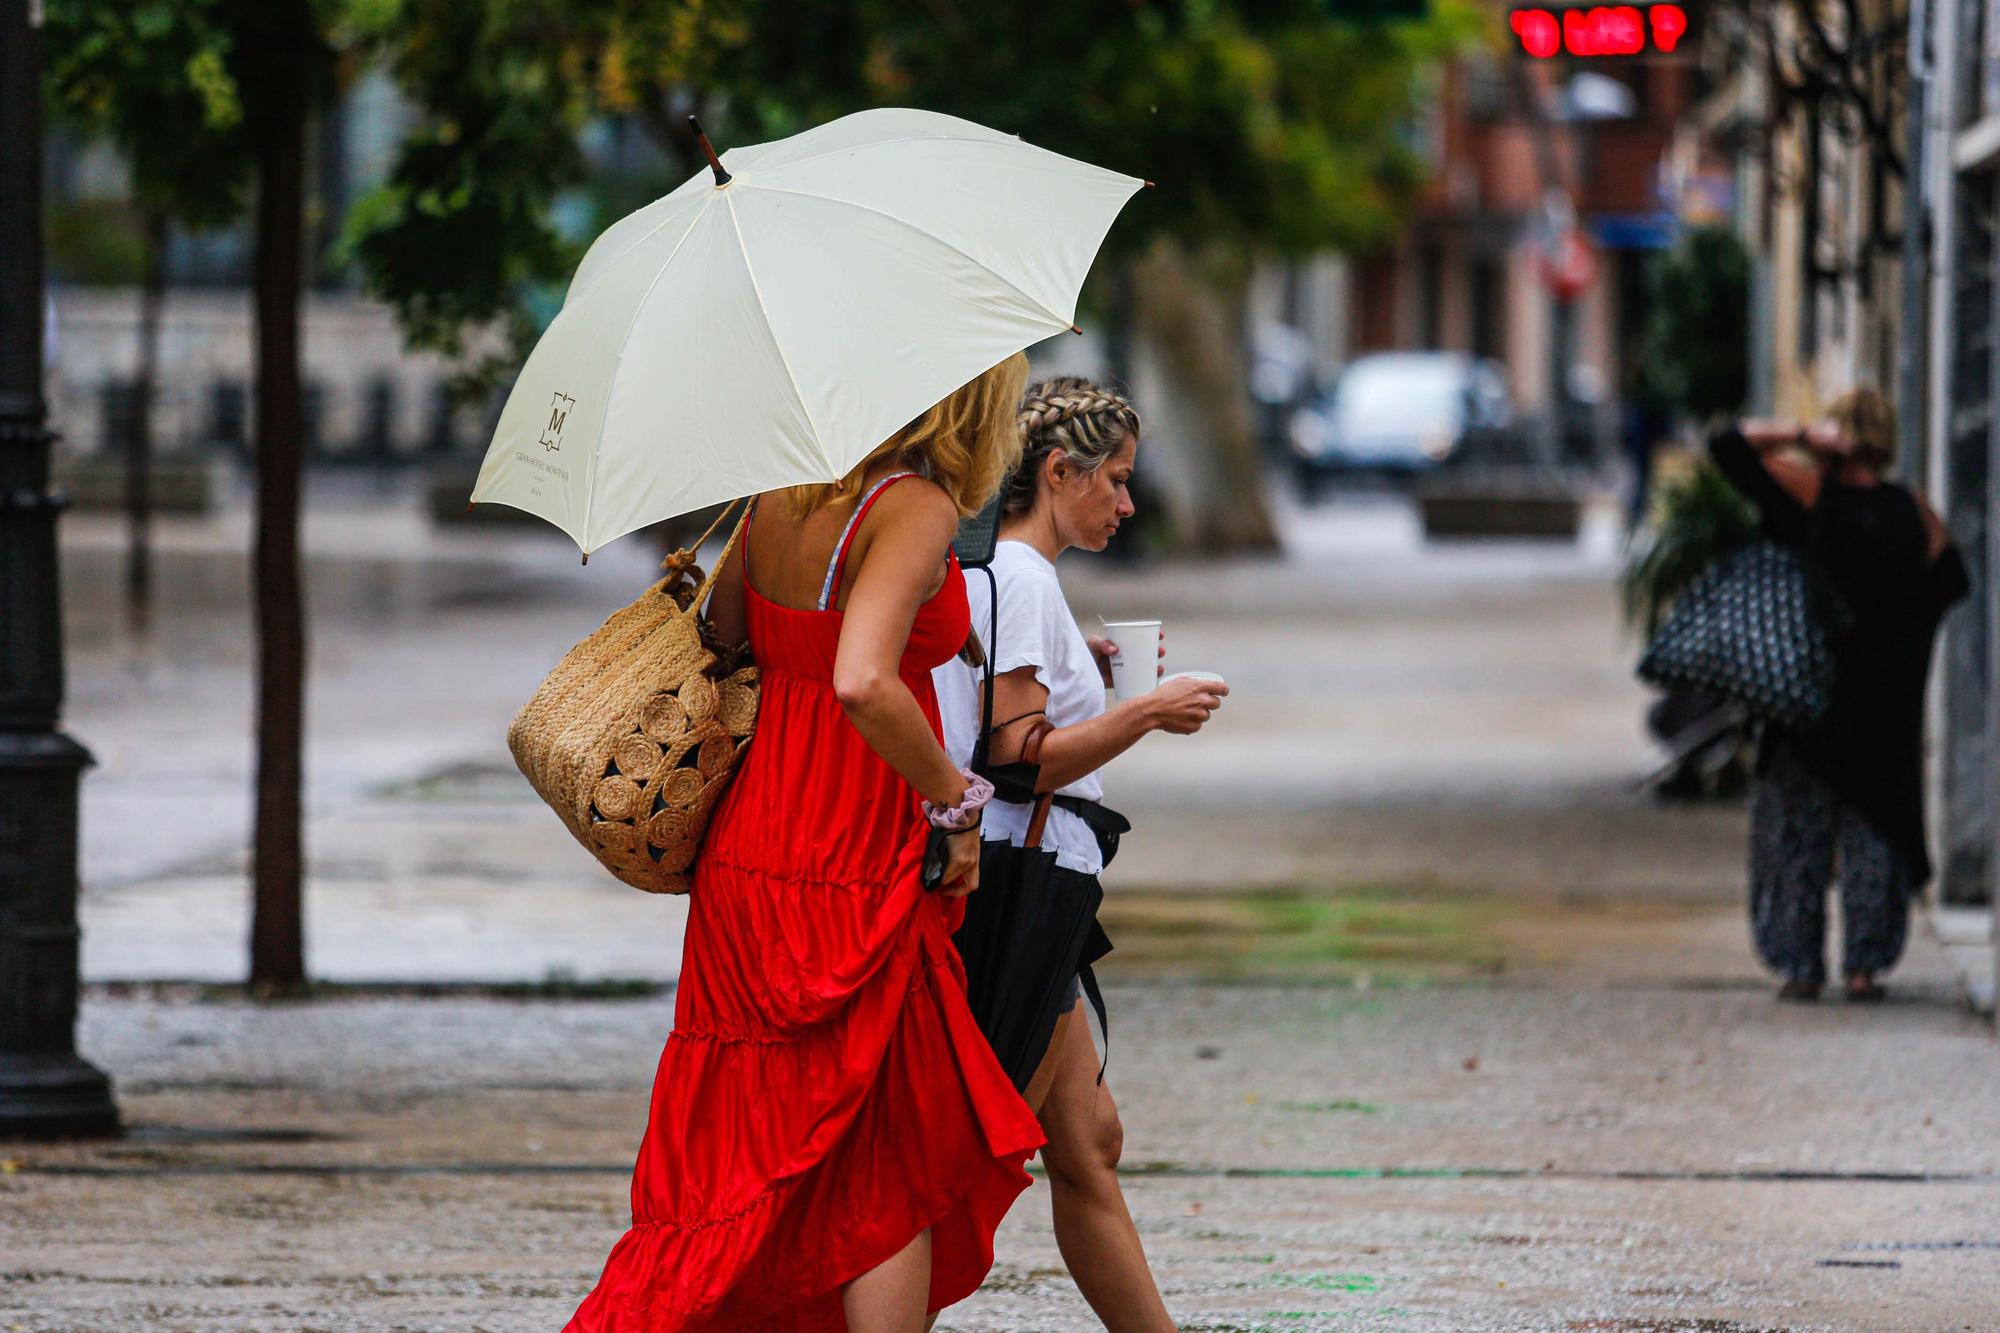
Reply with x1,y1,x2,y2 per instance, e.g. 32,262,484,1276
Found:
1648,3,1687,52
1510,8,1562,58
1509,4,1688,58
1569,6,1645,55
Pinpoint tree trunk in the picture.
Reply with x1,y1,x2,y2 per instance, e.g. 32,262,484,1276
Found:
126,208,167,631
248,4,312,996
1129,238,1279,554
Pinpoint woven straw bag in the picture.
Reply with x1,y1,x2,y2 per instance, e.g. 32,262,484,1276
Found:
508,501,758,894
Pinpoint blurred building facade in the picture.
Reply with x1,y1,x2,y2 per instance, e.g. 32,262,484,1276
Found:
1343,1,1697,458
41,65,448,469
1909,0,2000,928
39,65,678,472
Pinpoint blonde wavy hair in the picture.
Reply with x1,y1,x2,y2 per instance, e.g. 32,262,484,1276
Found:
1827,387,1896,469
783,352,1029,519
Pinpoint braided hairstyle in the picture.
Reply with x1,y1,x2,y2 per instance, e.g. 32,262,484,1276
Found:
1004,376,1141,517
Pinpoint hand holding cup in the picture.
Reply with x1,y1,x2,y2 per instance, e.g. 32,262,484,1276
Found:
1088,632,1167,691
1148,672,1227,735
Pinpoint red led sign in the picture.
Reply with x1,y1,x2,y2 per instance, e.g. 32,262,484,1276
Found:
1509,4,1688,58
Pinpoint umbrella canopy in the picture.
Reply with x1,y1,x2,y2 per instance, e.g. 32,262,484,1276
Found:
471,108,1144,556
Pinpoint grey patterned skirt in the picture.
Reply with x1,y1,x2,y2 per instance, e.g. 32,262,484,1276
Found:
1748,738,1912,985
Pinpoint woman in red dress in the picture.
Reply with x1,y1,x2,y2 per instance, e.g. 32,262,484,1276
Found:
565,352,1041,1333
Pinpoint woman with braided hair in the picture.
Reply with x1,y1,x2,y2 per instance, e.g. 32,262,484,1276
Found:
934,375,1224,1332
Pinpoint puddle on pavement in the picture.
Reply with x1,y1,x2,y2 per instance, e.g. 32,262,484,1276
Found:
119,1124,341,1145
1096,885,1505,984
1094,885,1750,987
1275,1099,1381,1114
89,975,667,1003
378,760,535,802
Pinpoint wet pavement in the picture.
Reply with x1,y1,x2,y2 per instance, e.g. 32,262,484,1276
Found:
6,481,1995,1331
9,964,1997,1331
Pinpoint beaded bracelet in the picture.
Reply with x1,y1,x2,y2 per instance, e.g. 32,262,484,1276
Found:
923,771,994,832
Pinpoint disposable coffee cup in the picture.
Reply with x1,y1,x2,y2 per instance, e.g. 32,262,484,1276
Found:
1101,619,1163,701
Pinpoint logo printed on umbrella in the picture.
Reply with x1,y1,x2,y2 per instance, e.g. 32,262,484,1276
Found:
540,392,577,452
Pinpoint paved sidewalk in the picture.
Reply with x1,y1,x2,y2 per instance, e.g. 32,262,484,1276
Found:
7,947,1998,1331
10,486,1994,1331
64,487,1730,982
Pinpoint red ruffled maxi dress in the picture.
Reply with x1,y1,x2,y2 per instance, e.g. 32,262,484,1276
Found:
566,478,1044,1331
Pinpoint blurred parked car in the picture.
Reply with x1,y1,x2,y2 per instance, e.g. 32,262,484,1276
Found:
1287,352,1521,494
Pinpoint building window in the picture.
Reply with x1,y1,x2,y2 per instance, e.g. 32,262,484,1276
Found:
1463,54,1509,122
1470,253,1503,359
1958,0,1989,129
1419,242,1445,350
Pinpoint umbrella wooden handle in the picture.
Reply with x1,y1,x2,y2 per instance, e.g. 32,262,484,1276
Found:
1020,719,1057,848
689,115,732,187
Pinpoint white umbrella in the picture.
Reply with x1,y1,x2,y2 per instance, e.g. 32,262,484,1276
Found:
470,107,1144,557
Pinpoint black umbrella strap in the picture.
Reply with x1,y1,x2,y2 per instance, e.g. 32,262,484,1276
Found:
1051,796,1132,869
972,565,999,773
1078,962,1109,1085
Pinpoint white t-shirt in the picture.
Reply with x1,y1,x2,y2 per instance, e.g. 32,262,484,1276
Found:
934,541,1108,875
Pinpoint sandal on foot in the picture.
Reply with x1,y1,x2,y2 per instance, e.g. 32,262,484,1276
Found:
1844,976,1887,1003
1776,979,1823,1002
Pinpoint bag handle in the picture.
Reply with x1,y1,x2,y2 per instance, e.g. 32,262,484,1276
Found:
661,498,752,613
1020,718,1057,847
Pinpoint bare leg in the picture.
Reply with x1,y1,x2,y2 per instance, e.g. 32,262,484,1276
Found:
1038,999,1176,1332
1024,1003,1076,1114
843,1227,932,1333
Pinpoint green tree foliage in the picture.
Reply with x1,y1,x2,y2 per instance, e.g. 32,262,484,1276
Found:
340,0,750,387
345,0,1480,388
742,0,1480,258
1637,225,1751,423
42,0,253,230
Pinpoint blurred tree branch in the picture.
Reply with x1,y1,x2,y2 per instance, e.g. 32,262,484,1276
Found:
347,0,1482,551
45,0,345,995
1728,0,1908,220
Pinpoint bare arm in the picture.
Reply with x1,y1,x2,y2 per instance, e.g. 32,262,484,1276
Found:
1760,455,1823,509
1918,495,1951,562
986,666,1225,793
1730,419,1829,508
831,485,969,810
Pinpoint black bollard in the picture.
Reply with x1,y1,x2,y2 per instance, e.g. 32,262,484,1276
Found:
0,0,120,1139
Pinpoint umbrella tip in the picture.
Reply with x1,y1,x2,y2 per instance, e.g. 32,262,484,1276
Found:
689,116,732,187
1070,324,1083,336
1143,179,1157,189
581,551,590,566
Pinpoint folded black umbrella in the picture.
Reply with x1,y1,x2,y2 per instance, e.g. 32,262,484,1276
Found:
952,722,1107,1092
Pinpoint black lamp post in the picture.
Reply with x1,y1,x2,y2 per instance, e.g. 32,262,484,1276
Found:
0,0,120,1138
